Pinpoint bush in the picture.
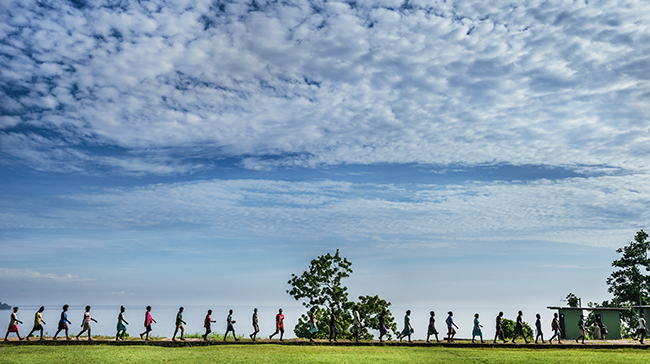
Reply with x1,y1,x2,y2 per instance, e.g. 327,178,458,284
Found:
501,318,533,341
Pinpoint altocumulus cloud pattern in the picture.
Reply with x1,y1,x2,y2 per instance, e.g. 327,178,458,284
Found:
1,0,649,174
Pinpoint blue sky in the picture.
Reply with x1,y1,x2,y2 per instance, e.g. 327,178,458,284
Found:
1,0,649,332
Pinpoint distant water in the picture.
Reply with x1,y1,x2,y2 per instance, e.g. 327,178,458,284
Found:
1,304,552,340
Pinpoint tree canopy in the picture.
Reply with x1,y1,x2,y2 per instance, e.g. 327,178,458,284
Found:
606,229,650,306
287,250,398,339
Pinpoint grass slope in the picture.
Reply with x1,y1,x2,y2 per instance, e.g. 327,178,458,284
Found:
2,345,650,364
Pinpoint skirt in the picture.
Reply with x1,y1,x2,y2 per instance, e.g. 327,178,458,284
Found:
309,323,318,334
379,325,387,335
7,325,18,333
58,322,68,330
117,322,127,332
428,326,438,335
472,327,482,336
82,322,91,331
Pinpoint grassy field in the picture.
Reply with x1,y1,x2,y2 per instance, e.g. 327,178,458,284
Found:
1,344,650,364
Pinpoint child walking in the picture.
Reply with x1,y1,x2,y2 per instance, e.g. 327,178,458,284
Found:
249,308,259,340
269,308,285,341
116,306,129,340
203,309,216,341
76,306,98,340
53,305,71,340
172,307,186,341
4,307,23,341
535,313,545,343
472,313,484,343
26,306,46,341
548,312,562,344
427,311,439,343
224,309,238,341
140,306,156,340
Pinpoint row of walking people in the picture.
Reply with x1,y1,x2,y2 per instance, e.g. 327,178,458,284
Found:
5,305,648,344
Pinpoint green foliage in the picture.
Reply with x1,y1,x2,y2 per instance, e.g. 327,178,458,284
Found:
566,293,580,308
607,229,650,306
287,249,353,309
293,307,354,340
356,295,399,340
501,318,533,341
287,251,397,340
606,229,650,337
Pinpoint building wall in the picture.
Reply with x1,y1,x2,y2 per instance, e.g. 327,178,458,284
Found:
559,309,583,340
593,310,621,340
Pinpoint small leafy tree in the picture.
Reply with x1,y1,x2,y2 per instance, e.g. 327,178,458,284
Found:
287,249,353,338
287,250,397,340
566,293,580,308
287,249,353,309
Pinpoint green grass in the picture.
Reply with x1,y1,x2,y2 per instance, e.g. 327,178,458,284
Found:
1,345,649,363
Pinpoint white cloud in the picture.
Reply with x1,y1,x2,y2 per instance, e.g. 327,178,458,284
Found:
0,268,95,282
2,174,648,248
0,0,648,174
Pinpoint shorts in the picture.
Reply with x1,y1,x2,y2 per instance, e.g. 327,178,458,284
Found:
58,322,68,330
253,324,259,332
82,322,91,331
145,324,152,332
7,325,18,333
205,327,212,335
277,326,285,333
33,324,43,331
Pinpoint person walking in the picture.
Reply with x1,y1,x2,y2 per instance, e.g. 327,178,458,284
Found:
116,306,129,340
548,312,562,344
140,306,156,341
76,306,98,341
53,305,71,340
512,311,529,344
224,309,238,341
26,306,46,341
427,311,439,343
378,309,388,343
446,311,459,342
352,305,363,342
203,309,216,341
4,307,23,341
638,313,647,344
172,307,186,341
535,313,545,343
249,308,260,341
398,310,413,342
576,315,585,344
308,307,318,342
494,312,506,343
269,308,285,341
329,306,340,342
472,313,484,343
